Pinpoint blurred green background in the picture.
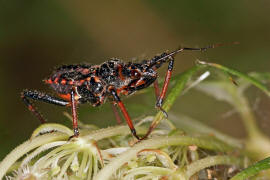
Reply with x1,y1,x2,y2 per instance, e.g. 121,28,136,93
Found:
0,0,270,160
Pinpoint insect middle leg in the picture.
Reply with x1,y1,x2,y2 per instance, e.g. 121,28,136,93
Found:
153,79,160,100
110,88,141,140
111,103,122,124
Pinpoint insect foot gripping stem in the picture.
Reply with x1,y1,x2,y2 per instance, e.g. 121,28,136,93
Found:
68,127,80,141
155,98,168,118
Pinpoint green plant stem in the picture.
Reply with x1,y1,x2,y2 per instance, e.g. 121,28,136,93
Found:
31,123,73,138
83,125,146,141
232,91,262,139
170,113,243,148
0,133,68,179
21,141,67,167
58,152,76,178
184,155,241,179
94,135,234,180
124,167,174,179
230,157,270,180
228,84,270,159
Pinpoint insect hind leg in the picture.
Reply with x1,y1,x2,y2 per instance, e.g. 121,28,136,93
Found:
21,90,70,124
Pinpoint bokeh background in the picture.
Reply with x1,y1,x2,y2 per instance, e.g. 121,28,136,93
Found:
1,0,270,160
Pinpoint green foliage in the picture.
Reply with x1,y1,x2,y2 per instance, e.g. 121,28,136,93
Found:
1,62,270,179
231,157,270,180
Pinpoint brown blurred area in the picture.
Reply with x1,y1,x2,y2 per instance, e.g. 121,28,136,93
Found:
0,0,270,159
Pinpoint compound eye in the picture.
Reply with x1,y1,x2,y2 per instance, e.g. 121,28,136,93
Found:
131,70,140,78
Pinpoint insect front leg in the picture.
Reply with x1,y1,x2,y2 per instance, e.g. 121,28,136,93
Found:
109,88,141,140
155,57,174,117
137,58,175,140
21,90,70,124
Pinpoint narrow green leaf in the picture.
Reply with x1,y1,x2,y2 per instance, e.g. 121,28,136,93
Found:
230,157,270,180
197,60,270,97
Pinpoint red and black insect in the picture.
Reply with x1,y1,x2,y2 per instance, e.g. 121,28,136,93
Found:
21,45,217,140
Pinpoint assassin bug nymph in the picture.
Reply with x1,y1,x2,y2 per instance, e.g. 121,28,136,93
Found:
21,44,221,140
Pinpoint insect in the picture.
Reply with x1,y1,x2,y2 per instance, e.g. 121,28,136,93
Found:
21,44,219,140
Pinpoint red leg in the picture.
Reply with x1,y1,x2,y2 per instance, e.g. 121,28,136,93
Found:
21,90,69,124
111,103,122,124
139,58,175,140
110,88,140,140
156,58,174,117
22,97,46,124
70,88,79,137
153,79,160,100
